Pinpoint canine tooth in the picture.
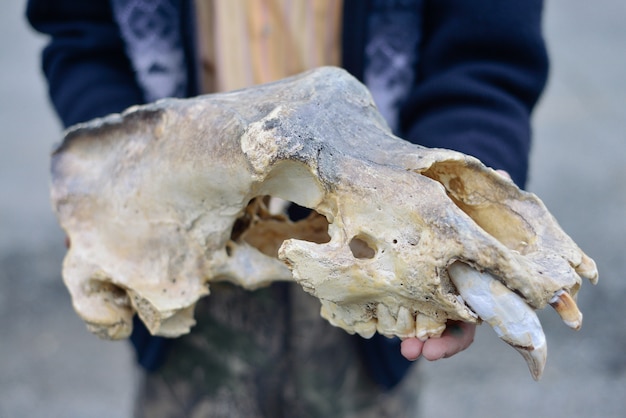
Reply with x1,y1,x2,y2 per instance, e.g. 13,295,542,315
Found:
415,313,446,341
549,290,583,330
513,340,547,381
448,261,547,380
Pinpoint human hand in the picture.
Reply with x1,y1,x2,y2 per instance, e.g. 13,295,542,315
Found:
400,321,476,361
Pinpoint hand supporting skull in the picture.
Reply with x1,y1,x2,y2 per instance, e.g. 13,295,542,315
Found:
51,67,597,380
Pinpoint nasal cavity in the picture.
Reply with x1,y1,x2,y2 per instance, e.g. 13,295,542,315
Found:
349,235,376,259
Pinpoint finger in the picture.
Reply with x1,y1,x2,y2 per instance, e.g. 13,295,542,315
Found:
421,321,476,361
400,337,425,361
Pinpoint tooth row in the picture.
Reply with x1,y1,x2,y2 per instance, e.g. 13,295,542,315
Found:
447,261,547,380
375,303,445,341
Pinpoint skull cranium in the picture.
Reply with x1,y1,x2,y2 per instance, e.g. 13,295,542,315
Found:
51,67,597,379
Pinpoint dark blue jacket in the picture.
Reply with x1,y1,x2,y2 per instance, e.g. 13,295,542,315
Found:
27,0,548,389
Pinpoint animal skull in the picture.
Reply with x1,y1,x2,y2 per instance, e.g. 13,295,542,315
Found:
51,67,597,379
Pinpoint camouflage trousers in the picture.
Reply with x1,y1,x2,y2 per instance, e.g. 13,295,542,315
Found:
134,282,420,418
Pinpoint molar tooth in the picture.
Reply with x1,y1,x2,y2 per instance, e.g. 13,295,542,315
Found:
415,313,445,341
448,261,547,380
320,303,376,338
376,303,396,337
549,290,583,330
375,305,416,339
353,321,377,339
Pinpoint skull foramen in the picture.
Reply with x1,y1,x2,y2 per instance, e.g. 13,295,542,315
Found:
51,67,597,379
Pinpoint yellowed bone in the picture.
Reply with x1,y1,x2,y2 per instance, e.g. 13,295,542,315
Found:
51,68,597,378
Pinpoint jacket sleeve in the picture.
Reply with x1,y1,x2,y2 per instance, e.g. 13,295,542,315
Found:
400,0,549,187
26,0,145,128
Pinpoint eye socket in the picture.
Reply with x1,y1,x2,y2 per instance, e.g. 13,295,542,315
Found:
229,195,331,258
349,235,376,259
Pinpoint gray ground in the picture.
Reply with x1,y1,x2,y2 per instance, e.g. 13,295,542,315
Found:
1,1,624,417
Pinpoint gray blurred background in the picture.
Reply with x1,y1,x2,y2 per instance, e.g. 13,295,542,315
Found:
1,1,624,417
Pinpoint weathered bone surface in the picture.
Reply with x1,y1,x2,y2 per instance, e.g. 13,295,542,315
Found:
51,67,598,379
